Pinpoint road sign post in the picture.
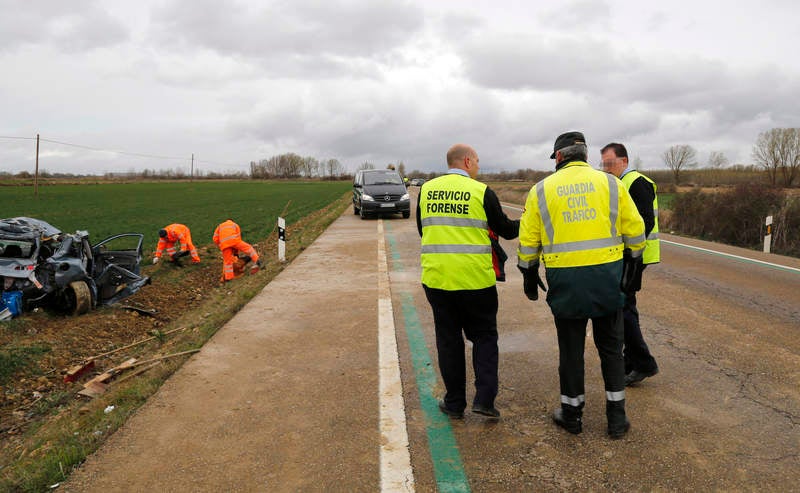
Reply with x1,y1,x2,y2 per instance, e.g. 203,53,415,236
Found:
763,215,773,253
278,217,286,262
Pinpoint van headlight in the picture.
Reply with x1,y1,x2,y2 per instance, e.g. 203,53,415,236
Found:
401,193,409,200
361,194,375,202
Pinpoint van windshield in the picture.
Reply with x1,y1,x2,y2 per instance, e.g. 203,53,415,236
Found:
364,173,403,185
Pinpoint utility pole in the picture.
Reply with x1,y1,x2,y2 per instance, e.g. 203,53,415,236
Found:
34,133,40,197
191,153,194,182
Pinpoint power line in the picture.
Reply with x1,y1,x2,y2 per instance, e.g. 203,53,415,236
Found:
2,134,249,170
40,137,188,162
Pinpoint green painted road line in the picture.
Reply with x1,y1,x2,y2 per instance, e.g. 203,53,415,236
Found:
382,221,404,270
385,221,470,492
400,293,471,493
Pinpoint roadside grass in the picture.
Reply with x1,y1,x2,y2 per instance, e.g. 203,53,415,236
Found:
0,191,350,492
0,344,51,383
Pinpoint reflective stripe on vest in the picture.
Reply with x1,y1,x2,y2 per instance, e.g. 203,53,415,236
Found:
419,174,494,290
620,170,660,264
535,164,626,267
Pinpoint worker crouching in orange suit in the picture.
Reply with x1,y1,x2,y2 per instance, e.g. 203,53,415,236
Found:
153,224,201,264
213,219,262,282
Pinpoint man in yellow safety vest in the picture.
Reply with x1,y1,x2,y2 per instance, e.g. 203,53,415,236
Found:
601,142,660,386
418,143,519,419
517,131,645,439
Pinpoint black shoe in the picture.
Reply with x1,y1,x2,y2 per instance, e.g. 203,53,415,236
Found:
608,417,631,439
625,367,659,386
472,403,500,418
438,400,464,419
553,408,582,434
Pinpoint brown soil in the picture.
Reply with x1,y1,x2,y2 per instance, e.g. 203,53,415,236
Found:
1,245,220,433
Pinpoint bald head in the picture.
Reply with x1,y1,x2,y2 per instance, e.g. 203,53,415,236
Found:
447,144,475,168
445,143,480,179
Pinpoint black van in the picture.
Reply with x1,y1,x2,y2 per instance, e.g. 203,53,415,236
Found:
353,169,411,219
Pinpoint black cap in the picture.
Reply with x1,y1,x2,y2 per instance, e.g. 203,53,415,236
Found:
550,131,586,159
158,229,167,238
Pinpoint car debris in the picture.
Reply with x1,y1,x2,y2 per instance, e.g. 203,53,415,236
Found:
63,326,188,383
0,217,150,316
77,349,200,398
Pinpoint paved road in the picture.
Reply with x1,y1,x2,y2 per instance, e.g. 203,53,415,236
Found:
66,201,800,492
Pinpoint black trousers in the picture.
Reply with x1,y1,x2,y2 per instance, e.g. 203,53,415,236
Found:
423,285,499,411
554,310,625,410
623,267,658,374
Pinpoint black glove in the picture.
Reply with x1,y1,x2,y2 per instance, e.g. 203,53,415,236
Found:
620,249,643,295
519,264,547,301
175,250,190,258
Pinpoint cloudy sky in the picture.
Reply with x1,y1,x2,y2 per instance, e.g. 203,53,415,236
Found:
1,0,799,175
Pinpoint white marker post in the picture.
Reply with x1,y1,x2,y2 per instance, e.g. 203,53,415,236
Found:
278,217,286,262
763,215,773,254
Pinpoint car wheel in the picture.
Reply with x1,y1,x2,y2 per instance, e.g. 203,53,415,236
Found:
402,211,410,219
67,280,92,316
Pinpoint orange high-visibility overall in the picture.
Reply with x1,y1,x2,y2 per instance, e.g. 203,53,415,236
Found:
213,220,259,281
155,223,200,262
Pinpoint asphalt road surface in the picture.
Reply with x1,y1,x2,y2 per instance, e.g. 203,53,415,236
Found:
65,200,800,492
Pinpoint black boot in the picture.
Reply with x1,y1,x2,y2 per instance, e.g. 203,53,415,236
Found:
607,399,630,439
553,405,582,434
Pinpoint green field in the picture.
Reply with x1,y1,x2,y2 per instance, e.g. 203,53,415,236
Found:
0,181,351,253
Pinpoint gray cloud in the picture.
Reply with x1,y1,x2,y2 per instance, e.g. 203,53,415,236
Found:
2,1,799,175
0,1,128,52
148,0,424,78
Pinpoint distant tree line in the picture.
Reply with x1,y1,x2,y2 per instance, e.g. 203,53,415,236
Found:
660,127,800,187
249,153,343,179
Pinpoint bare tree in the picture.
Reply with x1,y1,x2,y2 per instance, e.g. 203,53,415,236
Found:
708,151,728,168
752,128,800,187
301,156,319,177
632,156,643,170
358,161,375,170
325,158,342,178
396,161,406,176
662,145,697,184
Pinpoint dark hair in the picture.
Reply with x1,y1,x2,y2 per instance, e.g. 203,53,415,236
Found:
601,142,628,159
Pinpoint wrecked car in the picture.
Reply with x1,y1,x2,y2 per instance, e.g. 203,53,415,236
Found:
0,217,150,316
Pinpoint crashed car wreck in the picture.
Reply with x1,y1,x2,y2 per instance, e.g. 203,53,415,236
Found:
0,217,150,316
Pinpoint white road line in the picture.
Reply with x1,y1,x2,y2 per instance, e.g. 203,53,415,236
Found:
661,239,800,274
501,202,524,212
377,220,415,493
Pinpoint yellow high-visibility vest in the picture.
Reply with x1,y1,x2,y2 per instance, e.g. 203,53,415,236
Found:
620,170,660,264
518,161,645,269
419,174,494,290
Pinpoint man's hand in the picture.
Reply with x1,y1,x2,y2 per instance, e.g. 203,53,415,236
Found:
620,249,643,295
519,264,547,301
152,257,159,264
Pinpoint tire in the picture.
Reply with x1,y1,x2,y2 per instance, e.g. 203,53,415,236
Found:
67,280,92,316
402,211,410,219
